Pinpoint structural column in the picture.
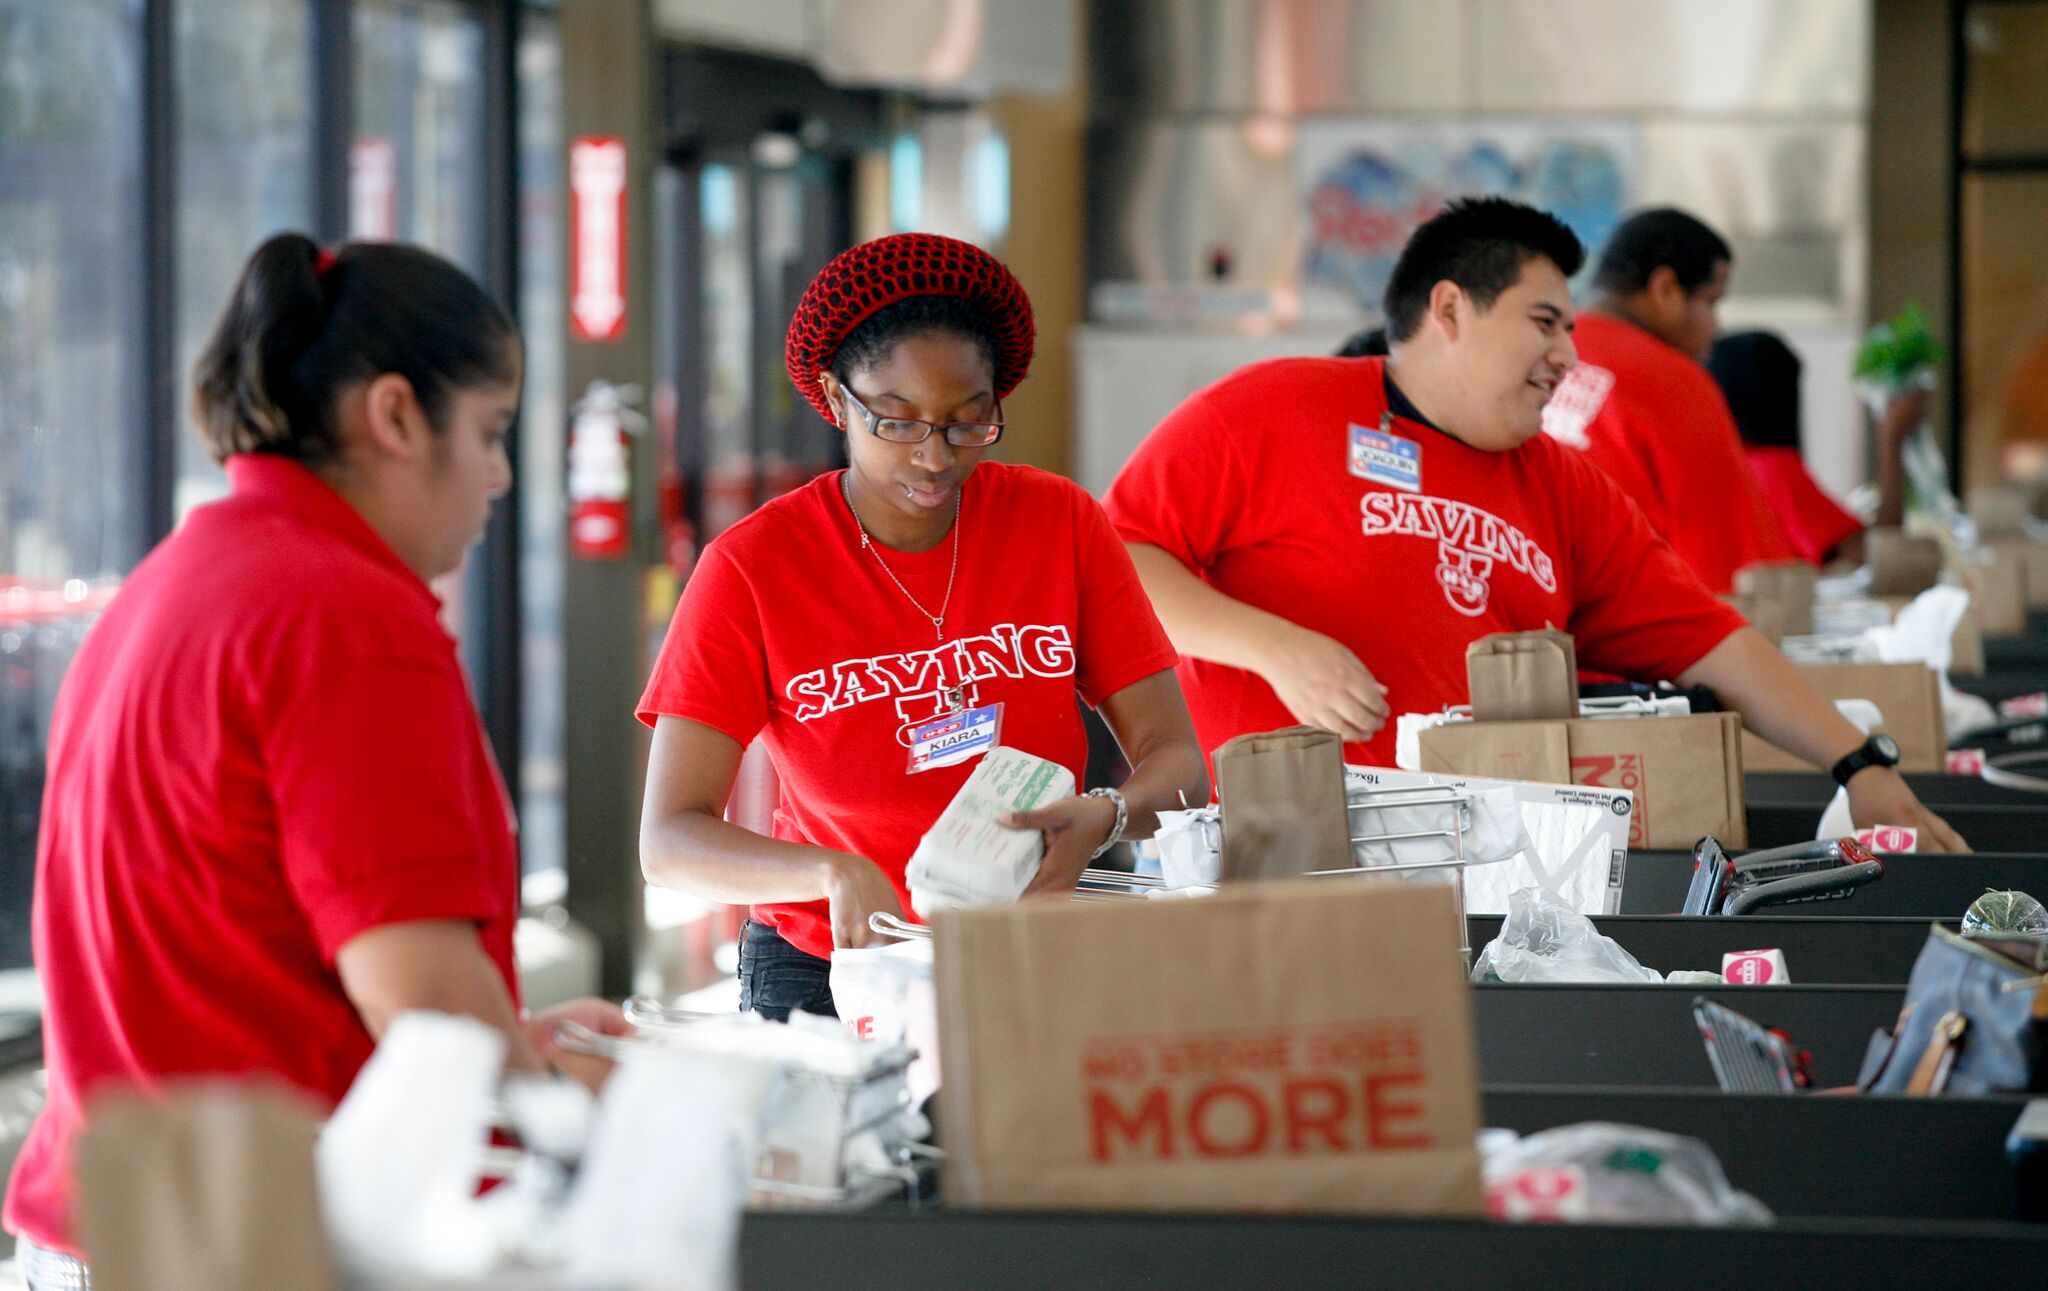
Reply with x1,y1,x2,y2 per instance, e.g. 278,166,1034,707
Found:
559,0,657,996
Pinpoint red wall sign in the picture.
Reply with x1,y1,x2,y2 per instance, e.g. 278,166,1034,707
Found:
348,138,396,242
569,136,628,343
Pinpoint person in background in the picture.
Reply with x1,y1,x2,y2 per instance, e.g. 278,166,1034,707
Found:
1105,197,1964,851
3,234,626,1287
1707,329,1916,567
1334,326,1389,359
1547,207,1797,589
637,233,1207,1022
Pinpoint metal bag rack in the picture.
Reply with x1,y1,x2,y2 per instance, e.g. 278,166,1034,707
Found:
556,1002,931,1210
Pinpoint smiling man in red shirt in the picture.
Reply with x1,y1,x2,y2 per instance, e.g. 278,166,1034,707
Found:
1105,197,1963,849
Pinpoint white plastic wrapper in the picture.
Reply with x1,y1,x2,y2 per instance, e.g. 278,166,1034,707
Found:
559,1044,753,1291
317,1011,506,1279
1471,887,1663,984
1347,766,1632,916
1154,806,1222,889
829,937,941,1106
905,747,1075,915
1483,1122,1772,1226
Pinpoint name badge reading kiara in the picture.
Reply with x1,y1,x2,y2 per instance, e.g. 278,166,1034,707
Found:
906,702,1005,774
1348,422,1421,492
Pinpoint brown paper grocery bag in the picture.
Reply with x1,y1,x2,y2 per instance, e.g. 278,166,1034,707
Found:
1866,528,1944,597
1418,713,1744,850
1969,487,2031,539
934,878,1483,1216
1964,546,2029,637
1721,591,1787,645
1213,726,1350,878
1568,712,1747,850
1734,561,1817,638
1740,662,1946,773
1414,719,1572,789
1989,539,2048,610
1465,630,1578,722
76,1082,336,1291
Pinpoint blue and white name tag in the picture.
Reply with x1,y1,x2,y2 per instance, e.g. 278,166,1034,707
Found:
1348,423,1421,492
905,702,1005,774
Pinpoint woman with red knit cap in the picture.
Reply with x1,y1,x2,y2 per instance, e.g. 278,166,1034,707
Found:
637,233,1208,1020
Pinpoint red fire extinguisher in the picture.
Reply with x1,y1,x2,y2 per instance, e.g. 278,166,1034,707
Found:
567,379,645,561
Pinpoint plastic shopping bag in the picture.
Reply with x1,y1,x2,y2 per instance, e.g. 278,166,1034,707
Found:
829,938,940,1106
1471,888,1663,984
1483,1122,1771,1225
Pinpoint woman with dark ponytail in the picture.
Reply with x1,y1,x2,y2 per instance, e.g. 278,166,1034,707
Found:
4,233,625,1281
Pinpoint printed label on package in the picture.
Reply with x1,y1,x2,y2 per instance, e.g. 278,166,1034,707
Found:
1349,423,1422,492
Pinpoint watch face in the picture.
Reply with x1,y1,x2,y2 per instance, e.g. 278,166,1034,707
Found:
1871,734,1901,763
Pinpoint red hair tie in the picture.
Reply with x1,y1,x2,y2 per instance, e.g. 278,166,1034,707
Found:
313,248,338,277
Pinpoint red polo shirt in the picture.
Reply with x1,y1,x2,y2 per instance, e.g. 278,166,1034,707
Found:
1545,314,1796,591
5,455,519,1256
1744,446,1865,565
638,463,1178,960
1104,356,1745,768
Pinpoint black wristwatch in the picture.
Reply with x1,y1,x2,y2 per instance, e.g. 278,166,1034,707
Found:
1830,733,1901,787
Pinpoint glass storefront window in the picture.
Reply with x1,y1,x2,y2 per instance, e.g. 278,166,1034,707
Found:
352,0,492,667
352,0,486,261
0,0,145,970
518,6,567,895
173,0,313,520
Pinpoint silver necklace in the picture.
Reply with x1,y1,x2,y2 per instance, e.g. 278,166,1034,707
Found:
841,472,961,642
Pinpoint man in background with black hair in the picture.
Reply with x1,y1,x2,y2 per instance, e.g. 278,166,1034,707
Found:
1544,207,1796,592
1106,197,1963,847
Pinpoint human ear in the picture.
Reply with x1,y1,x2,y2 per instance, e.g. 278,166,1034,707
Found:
1646,266,1686,312
1427,280,1465,343
359,372,429,460
816,370,846,430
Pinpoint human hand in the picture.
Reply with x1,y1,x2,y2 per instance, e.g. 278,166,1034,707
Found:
525,996,630,1092
1004,793,1120,898
1847,767,1968,853
1257,626,1390,742
1879,385,1931,447
822,852,908,948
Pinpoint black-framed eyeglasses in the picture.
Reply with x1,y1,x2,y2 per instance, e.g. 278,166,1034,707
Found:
841,386,1005,447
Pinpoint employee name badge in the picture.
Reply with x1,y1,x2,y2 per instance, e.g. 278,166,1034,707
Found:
1348,419,1421,492
906,701,1005,774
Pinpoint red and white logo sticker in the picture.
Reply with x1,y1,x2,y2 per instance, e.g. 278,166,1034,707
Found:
1539,364,1615,450
1722,949,1787,986
1854,825,1918,854
1947,749,1987,775
2000,693,2048,720
1488,1165,1588,1222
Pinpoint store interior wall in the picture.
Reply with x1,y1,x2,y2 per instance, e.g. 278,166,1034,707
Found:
1076,0,1875,500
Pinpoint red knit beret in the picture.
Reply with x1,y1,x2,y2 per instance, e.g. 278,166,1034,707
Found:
785,232,1035,424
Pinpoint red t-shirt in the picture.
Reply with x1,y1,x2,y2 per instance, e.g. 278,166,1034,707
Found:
1744,445,1865,566
637,463,1179,961
1102,356,1746,768
5,456,520,1255
1544,314,1796,591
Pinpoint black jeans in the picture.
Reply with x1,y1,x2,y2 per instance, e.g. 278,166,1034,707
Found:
737,919,837,1021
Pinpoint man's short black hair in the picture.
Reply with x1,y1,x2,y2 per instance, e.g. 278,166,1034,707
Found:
1382,198,1584,343
1592,207,1732,297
